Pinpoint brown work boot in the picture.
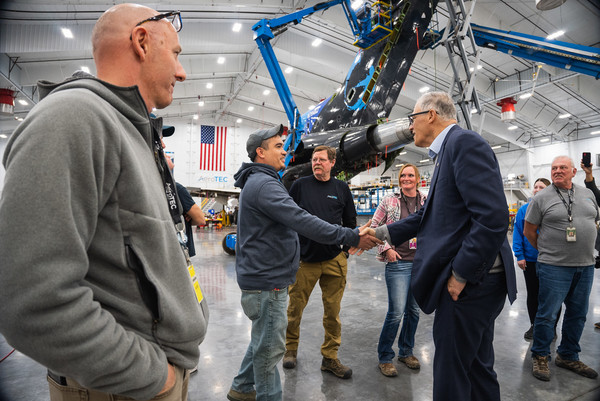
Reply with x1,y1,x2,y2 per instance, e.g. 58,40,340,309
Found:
283,349,297,369
532,355,550,381
227,388,256,401
321,357,352,379
378,362,398,377
555,353,598,379
398,355,420,370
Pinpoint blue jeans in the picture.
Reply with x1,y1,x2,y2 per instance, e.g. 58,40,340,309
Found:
377,260,420,363
532,263,594,360
231,288,288,401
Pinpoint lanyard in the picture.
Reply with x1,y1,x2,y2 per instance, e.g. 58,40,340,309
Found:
400,191,419,213
553,184,574,224
150,117,191,263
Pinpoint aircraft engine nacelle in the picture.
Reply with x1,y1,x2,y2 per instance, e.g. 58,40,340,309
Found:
353,117,413,159
282,117,413,188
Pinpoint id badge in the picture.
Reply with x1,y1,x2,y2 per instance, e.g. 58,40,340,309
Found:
566,227,576,242
188,264,204,303
409,237,417,250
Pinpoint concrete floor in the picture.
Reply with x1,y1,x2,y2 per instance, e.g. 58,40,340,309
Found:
1,227,599,401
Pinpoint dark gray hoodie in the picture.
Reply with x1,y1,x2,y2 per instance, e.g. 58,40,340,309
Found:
233,162,360,290
0,73,208,399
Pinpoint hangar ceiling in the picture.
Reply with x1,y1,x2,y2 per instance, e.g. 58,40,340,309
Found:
1,0,599,165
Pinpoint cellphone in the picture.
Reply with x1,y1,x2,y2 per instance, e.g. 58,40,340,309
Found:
582,152,591,167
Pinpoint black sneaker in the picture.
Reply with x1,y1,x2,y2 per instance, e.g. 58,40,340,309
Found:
524,325,534,340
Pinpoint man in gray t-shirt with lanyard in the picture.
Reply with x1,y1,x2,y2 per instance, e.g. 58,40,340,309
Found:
524,155,599,382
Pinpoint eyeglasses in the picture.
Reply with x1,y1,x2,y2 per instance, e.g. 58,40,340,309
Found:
135,11,182,33
407,110,436,125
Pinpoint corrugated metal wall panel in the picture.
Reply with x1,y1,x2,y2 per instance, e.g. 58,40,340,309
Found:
1,23,93,53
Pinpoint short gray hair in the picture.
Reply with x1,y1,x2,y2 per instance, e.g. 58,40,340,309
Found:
416,91,457,121
552,155,574,168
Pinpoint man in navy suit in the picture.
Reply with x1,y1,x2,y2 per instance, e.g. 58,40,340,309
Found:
366,92,517,401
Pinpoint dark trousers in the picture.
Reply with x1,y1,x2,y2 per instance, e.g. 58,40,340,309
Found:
432,272,507,401
523,261,539,324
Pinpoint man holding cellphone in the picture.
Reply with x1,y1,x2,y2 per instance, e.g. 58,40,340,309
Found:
581,153,600,331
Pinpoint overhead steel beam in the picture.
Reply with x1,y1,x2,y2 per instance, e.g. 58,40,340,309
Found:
0,54,37,105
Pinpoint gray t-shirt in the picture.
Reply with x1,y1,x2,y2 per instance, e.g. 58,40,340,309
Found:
525,183,599,266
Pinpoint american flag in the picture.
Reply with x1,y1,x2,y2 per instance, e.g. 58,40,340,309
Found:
200,125,227,171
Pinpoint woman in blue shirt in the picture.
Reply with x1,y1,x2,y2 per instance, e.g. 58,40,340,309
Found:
513,178,553,339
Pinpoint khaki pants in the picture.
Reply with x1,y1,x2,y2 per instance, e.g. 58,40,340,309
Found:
48,366,189,401
286,252,347,359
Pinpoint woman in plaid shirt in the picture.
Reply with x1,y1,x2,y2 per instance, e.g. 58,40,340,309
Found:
370,163,427,377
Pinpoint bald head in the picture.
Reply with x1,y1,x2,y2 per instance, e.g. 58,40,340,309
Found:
90,3,186,111
92,4,155,59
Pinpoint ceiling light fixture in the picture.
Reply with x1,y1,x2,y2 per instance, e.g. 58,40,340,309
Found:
217,57,225,64
198,101,204,107
312,38,322,47
0,134,7,138
399,151,407,155
536,0,566,11
419,86,429,93
61,28,73,38
546,30,565,40
206,83,213,89
263,89,270,96
285,66,293,74
18,99,28,106
558,113,570,119
508,125,518,130
491,145,502,150
351,0,364,10
236,118,242,123
419,159,430,163
590,130,600,135
540,138,550,142
248,106,254,111
193,115,198,120
519,93,532,99
232,23,242,32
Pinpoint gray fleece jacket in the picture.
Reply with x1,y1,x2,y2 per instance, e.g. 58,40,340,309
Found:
233,162,360,290
0,73,209,400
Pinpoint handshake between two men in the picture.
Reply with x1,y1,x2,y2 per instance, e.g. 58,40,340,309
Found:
350,220,382,256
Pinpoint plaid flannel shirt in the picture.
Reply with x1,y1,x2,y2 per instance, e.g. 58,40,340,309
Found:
370,191,426,262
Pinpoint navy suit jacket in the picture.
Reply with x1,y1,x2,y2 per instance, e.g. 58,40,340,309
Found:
387,125,517,314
